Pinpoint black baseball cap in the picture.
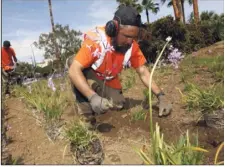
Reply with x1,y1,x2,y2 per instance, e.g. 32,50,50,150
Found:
3,40,11,47
113,5,143,27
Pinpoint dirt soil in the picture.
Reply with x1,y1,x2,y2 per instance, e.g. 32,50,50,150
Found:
2,41,224,165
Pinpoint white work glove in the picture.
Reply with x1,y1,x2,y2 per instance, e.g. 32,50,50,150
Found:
157,92,172,117
88,94,113,114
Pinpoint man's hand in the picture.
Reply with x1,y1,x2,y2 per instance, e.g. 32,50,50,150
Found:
158,95,172,117
88,94,113,114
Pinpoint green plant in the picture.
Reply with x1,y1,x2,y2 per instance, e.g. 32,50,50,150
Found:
181,83,224,113
135,124,207,165
207,55,224,82
131,110,146,121
65,121,97,148
180,54,224,84
13,79,70,122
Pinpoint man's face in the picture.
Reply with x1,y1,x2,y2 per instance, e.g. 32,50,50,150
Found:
3,46,10,49
112,25,139,54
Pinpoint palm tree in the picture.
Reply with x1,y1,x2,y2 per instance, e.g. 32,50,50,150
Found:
48,0,60,60
193,0,199,23
171,0,182,22
116,0,143,13
161,0,194,24
200,11,216,21
142,0,160,24
161,0,183,22
180,0,192,24
189,11,223,23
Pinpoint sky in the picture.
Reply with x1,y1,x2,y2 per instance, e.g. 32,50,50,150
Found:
1,0,224,63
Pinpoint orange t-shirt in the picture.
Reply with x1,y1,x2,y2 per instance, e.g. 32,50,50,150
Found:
1,47,16,70
75,28,146,89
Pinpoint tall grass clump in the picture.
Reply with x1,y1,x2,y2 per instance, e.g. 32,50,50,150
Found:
131,110,146,121
13,79,70,122
65,121,97,149
181,83,224,113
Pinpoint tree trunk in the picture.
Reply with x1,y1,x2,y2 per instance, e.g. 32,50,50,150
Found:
172,0,181,22
181,0,186,24
193,0,199,23
177,0,184,23
146,9,150,24
48,0,55,33
48,0,60,61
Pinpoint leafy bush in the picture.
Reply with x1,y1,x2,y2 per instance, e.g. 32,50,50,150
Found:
185,24,206,51
189,11,224,42
139,16,188,62
150,16,187,49
139,13,224,64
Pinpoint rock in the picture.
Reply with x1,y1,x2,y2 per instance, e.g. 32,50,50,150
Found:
204,109,224,130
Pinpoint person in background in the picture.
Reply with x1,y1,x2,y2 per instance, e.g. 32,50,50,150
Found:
1,40,18,94
68,5,172,130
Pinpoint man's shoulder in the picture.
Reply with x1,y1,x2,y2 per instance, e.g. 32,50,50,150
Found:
85,26,105,33
9,47,15,51
84,26,107,40
83,26,108,47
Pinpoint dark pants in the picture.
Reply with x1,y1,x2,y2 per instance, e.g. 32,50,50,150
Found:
2,69,14,94
72,68,125,115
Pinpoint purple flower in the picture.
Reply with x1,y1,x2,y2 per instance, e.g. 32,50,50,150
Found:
48,77,56,92
167,47,184,69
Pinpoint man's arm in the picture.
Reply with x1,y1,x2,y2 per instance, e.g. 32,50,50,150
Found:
68,60,95,99
12,56,17,63
11,48,17,63
69,59,113,114
135,64,162,96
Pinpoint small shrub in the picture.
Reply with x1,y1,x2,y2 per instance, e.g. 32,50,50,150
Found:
139,16,188,63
